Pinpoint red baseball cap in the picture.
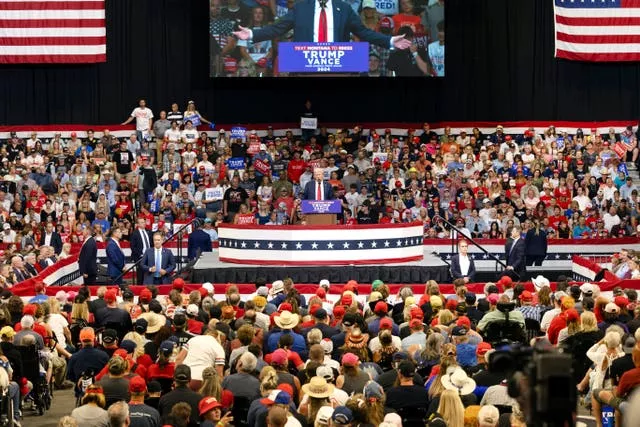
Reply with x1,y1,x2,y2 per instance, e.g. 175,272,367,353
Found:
374,301,388,314
104,290,117,303
456,316,471,329
476,342,492,356
379,317,393,330
341,294,353,307
199,397,222,416
129,376,146,393
139,289,152,303
172,278,185,291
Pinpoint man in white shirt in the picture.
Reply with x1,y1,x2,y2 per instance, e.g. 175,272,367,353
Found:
121,99,154,142
603,206,621,232
175,321,226,382
572,187,592,212
1,224,15,244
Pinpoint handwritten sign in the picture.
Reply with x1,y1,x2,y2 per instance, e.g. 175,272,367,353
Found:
279,42,369,73
301,117,318,130
205,187,224,200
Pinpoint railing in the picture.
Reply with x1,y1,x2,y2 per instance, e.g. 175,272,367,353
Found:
432,215,514,279
111,216,203,286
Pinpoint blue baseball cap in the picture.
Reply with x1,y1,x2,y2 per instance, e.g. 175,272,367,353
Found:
332,406,353,425
260,390,291,405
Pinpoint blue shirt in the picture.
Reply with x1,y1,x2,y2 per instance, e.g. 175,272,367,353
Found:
368,317,400,336
456,343,477,367
266,330,306,357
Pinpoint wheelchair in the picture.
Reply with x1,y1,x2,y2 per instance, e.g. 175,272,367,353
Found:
17,344,52,416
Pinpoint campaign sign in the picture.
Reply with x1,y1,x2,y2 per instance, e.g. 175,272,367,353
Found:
301,199,342,214
279,42,369,73
230,127,247,139
253,158,271,175
375,0,398,15
227,157,245,169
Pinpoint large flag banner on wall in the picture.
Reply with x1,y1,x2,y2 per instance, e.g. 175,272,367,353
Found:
0,0,106,64
554,0,640,62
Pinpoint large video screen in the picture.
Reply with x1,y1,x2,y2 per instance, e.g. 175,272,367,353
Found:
209,0,444,77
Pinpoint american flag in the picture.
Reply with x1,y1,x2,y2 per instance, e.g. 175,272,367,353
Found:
554,0,640,62
0,0,106,64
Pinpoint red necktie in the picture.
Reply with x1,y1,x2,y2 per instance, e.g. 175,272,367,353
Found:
317,181,322,199
318,6,327,42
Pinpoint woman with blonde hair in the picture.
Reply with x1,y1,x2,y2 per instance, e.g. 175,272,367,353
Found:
199,366,223,400
247,367,280,426
438,389,465,427
363,381,385,425
427,346,458,399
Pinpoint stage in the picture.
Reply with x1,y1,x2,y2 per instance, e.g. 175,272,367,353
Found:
192,251,450,284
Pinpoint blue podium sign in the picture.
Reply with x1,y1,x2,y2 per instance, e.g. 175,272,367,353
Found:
279,42,369,73
301,200,342,214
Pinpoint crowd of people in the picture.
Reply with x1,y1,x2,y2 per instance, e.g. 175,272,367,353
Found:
209,0,445,77
0,274,636,427
0,101,638,286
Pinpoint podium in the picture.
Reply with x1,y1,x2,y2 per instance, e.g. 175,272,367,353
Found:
301,200,341,225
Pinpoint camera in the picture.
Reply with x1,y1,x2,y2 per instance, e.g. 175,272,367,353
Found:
489,342,575,427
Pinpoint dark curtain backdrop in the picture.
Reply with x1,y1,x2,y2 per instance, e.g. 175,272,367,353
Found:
1,0,640,125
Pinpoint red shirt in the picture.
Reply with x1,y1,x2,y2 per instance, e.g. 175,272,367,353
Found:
616,367,640,398
287,159,306,183
147,363,176,381
187,319,204,335
264,349,305,369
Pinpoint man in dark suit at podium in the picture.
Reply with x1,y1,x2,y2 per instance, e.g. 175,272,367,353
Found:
303,168,333,200
233,0,412,49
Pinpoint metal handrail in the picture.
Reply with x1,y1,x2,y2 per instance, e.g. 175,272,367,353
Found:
111,216,202,285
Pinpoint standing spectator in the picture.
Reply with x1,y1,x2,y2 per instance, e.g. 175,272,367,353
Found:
128,376,161,427
112,141,135,185
106,228,126,285
78,227,98,285
525,219,547,266
158,365,203,426
122,99,154,142
175,320,226,389
223,176,249,222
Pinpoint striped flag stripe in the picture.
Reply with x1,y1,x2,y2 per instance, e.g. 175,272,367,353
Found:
0,19,104,28
0,9,104,19
556,15,640,26
555,49,640,62
557,32,640,44
0,28,105,37
0,36,106,45
0,53,106,63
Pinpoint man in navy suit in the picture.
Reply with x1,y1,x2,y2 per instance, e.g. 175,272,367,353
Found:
130,218,152,285
233,0,412,49
106,227,126,285
504,226,526,280
78,227,98,285
141,233,176,285
303,168,333,200
187,219,213,260
450,240,476,283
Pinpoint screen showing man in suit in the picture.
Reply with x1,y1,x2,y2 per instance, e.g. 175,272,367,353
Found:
210,0,445,77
